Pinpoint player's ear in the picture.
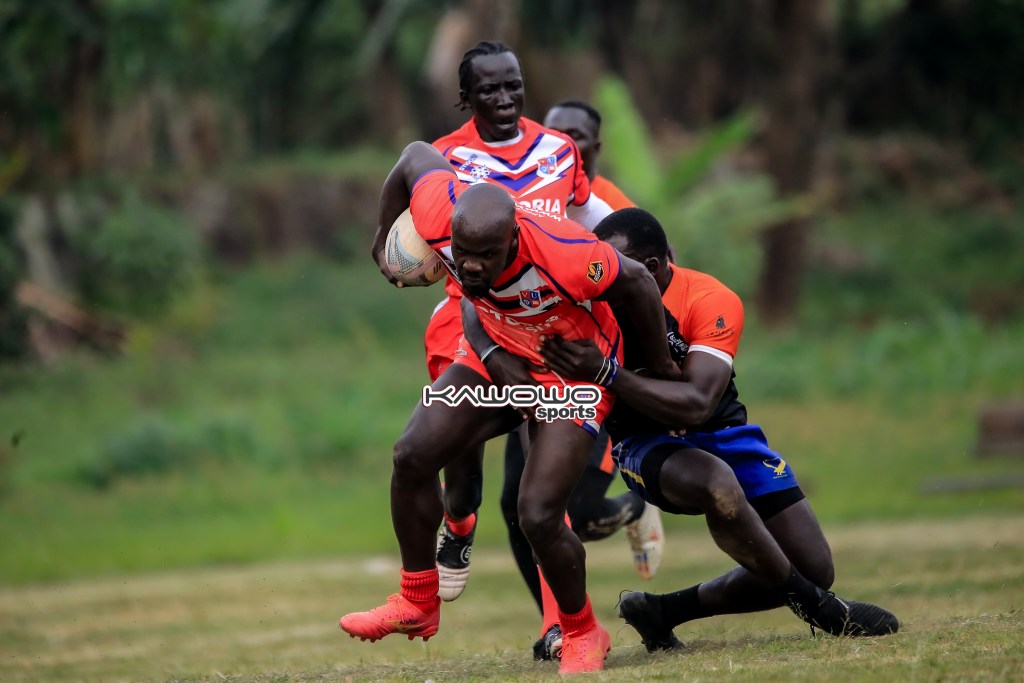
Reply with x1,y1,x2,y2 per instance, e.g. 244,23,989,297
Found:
458,89,469,111
643,256,660,275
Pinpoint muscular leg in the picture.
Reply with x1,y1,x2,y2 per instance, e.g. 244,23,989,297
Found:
500,426,544,611
441,445,484,519
657,449,792,585
391,364,520,571
688,498,835,616
517,419,595,615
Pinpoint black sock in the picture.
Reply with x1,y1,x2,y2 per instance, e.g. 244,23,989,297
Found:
658,585,711,628
781,566,821,608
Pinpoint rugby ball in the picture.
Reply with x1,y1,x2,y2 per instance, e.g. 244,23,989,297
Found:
384,208,445,287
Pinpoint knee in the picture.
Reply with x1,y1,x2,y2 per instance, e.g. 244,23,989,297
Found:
518,500,562,547
392,434,434,482
701,472,748,522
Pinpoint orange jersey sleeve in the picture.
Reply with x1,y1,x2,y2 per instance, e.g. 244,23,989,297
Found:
661,264,743,361
591,175,636,211
408,169,462,244
517,212,621,302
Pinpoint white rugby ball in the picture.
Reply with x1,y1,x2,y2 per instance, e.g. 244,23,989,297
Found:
384,208,445,287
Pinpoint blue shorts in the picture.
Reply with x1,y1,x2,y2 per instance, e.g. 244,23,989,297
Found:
613,424,799,515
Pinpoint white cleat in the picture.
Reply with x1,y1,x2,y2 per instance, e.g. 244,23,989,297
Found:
624,502,664,580
435,518,475,601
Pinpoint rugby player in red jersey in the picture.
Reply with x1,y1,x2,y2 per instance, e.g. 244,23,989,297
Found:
410,40,665,660
340,144,680,674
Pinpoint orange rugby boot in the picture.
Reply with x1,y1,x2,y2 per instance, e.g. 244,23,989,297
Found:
558,623,611,675
339,593,441,642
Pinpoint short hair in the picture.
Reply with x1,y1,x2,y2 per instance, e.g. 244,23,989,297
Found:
594,208,670,261
457,40,520,94
549,99,602,130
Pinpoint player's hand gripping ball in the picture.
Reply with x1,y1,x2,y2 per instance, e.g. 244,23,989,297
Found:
384,209,445,287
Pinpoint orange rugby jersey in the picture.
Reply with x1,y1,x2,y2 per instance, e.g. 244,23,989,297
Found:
591,175,635,212
409,169,622,367
608,263,748,440
433,117,595,301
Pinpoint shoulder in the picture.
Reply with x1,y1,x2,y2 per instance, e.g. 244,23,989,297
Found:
432,120,476,152
521,117,578,153
666,265,742,314
592,175,635,210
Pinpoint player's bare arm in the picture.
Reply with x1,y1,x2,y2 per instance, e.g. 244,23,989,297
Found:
595,254,680,380
541,337,732,427
371,142,452,285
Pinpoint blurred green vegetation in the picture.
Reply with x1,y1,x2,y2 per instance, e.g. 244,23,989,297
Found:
1,0,1023,587
1,230,1023,582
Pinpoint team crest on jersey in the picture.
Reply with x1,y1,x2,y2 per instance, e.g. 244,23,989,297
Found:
536,154,558,177
458,153,491,183
587,261,605,284
519,289,542,308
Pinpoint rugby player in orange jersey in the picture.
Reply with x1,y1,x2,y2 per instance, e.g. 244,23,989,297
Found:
543,100,635,212
340,143,680,674
413,40,665,660
530,208,899,650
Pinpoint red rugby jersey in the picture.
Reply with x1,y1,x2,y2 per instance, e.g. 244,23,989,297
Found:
409,169,622,367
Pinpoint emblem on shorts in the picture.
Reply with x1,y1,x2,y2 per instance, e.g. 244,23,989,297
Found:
716,315,726,329
588,261,605,283
762,457,788,477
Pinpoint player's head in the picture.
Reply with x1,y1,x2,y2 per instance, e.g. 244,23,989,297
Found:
594,208,672,291
543,100,602,179
451,183,519,297
457,41,525,143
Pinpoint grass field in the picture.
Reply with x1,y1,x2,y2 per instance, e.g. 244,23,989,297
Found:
2,255,1024,681
2,514,1022,682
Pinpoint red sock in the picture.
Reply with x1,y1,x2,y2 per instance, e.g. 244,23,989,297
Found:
559,595,596,637
444,511,477,537
400,568,439,606
539,568,560,637
538,512,576,637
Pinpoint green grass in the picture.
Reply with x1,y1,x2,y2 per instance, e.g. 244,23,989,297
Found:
1,515,1021,682
1,255,1024,584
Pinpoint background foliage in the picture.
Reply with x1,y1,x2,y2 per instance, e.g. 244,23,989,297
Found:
0,0,1022,592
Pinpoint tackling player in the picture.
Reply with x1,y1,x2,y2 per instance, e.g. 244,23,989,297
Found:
534,208,900,648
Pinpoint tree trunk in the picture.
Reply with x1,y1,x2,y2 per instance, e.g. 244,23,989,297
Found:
419,0,521,141
756,0,824,327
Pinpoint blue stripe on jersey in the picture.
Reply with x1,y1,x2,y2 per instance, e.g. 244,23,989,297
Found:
447,180,457,204
411,168,455,191
425,236,451,246
521,217,596,245
488,135,545,171
481,172,538,194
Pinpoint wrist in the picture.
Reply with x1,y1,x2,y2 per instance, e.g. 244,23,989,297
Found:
592,356,619,388
479,343,501,364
